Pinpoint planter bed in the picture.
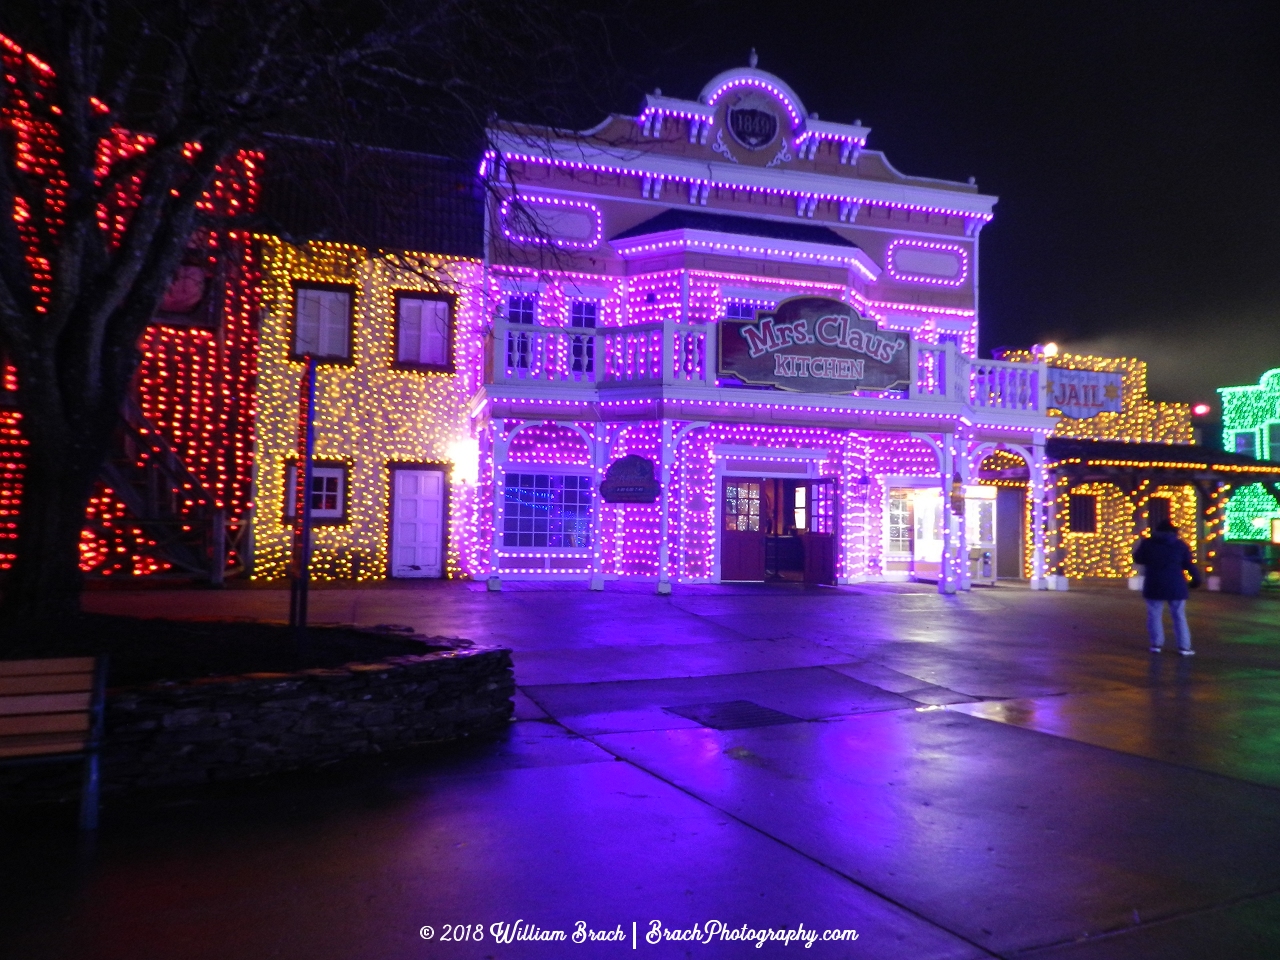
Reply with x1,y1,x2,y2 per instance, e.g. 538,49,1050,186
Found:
0,616,514,805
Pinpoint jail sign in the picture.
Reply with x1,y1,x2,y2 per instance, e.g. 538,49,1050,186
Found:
1046,368,1123,419
718,296,910,394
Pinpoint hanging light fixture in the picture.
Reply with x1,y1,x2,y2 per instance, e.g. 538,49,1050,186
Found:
855,473,872,502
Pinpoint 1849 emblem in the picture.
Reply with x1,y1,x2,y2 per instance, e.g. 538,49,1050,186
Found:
727,104,778,150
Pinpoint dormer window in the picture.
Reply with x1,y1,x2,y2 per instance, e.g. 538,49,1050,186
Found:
724,301,757,321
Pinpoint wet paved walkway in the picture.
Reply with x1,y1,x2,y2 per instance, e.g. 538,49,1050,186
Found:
5,581,1280,959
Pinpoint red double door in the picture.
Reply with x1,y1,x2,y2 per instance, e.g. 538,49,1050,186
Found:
720,477,836,584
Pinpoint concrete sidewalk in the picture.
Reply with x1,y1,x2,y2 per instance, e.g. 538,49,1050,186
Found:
5,581,1280,959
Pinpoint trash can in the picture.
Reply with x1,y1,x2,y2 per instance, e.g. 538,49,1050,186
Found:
1217,542,1263,596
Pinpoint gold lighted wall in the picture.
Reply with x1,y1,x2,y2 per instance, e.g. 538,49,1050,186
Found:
1058,482,1197,578
1003,351,1193,443
999,352,1196,579
251,237,482,580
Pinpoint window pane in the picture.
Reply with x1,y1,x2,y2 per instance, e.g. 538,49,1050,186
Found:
398,299,422,363
1236,432,1257,458
295,289,322,355
318,290,350,358
398,297,450,366
888,490,913,553
1269,424,1280,463
571,301,597,328
502,473,593,548
810,482,833,535
571,334,594,374
1069,493,1097,534
421,300,449,364
506,331,530,369
724,482,761,532
288,466,345,519
508,295,535,325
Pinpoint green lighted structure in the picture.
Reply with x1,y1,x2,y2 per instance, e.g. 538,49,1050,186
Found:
1219,368,1280,540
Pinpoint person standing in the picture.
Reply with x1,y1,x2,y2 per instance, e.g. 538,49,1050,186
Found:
1133,520,1200,655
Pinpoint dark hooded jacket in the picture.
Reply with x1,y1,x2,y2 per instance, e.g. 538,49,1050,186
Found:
1133,531,1197,601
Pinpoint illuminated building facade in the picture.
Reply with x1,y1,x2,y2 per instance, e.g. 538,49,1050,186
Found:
991,350,1280,583
1218,369,1280,541
248,237,485,580
245,141,486,580
0,31,259,579
476,63,1055,592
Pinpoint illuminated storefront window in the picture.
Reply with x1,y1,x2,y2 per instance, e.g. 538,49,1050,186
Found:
502,474,593,548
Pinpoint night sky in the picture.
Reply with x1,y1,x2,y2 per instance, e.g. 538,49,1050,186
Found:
606,0,1280,407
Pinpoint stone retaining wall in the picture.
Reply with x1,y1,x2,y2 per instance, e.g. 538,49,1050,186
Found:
2,647,514,803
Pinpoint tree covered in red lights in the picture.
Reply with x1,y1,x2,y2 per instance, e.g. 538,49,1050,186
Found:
0,1,607,631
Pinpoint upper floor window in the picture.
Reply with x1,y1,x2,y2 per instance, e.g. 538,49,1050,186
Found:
570,300,598,328
1268,424,1280,463
507,294,536,325
724,301,757,321
937,332,963,350
293,285,352,361
396,294,453,371
1235,431,1257,458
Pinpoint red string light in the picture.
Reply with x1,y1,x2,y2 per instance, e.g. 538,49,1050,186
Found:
2,32,261,576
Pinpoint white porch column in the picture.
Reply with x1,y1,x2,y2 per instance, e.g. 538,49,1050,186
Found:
487,418,508,591
590,423,607,591
939,433,957,596
1029,438,1049,589
657,418,673,594
957,436,972,592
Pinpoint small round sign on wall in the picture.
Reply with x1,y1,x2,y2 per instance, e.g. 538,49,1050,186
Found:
600,454,661,504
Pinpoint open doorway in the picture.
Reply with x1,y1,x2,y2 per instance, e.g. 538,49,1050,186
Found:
720,476,836,584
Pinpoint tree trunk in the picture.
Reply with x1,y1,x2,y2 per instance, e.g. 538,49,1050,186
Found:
1,399,112,636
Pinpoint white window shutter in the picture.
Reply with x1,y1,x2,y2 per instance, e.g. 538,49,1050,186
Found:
399,299,422,363
295,289,321,355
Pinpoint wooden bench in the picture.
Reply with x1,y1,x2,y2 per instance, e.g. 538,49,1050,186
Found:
0,656,108,829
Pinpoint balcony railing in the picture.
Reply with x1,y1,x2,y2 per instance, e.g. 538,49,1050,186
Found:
490,319,1045,415
496,320,710,387
969,359,1042,412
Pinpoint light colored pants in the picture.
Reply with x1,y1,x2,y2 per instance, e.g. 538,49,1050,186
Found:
1146,599,1191,651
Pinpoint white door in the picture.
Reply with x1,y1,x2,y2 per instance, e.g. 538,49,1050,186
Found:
391,469,444,577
